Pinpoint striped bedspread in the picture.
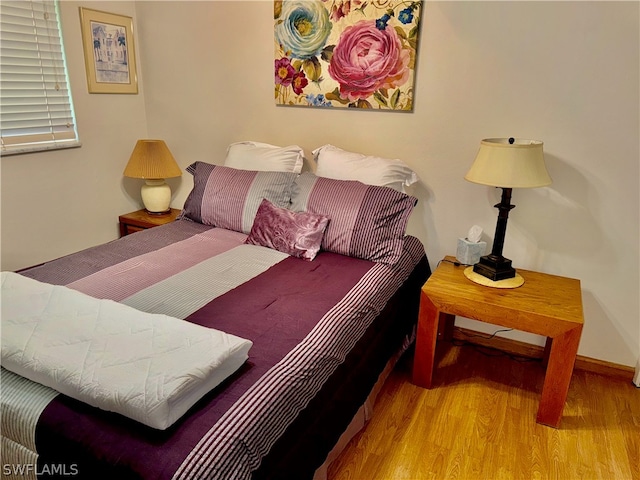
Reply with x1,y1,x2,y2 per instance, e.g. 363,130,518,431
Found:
2,219,428,479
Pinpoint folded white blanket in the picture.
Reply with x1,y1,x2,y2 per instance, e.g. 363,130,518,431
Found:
1,272,252,430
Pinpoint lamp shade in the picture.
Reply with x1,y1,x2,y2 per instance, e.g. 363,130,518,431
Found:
123,140,182,179
465,138,551,188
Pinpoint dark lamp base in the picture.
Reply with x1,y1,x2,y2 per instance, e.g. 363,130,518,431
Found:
145,209,172,216
473,254,516,281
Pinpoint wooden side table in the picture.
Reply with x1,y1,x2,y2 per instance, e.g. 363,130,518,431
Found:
413,256,584,428
119,208,180,237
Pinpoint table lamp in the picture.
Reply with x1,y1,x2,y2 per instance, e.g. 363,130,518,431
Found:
464,137,551,287
123,139,182,214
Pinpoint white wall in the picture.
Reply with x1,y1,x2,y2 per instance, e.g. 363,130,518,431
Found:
1,1,638,368
1,1,147,269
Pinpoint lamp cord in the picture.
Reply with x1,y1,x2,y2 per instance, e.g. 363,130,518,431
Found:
437,258,472,268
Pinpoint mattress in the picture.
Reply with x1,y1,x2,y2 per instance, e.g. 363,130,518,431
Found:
1,219,430,479
1,271,252,430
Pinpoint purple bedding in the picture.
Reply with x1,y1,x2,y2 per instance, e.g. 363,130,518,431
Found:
8,220,430,479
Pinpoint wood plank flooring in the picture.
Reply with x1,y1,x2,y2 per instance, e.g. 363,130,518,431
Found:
328,340,640,480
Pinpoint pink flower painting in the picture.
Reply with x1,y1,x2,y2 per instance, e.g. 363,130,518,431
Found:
274,0,422,111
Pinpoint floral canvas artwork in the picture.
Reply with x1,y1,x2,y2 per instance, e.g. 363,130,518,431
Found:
274,0,422,111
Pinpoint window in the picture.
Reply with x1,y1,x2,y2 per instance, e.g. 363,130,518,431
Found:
1,0,79,155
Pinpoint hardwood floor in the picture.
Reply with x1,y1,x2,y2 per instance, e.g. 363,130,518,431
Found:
328,339,640,480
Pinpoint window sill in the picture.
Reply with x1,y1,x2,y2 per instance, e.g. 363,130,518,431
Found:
1,141,82,157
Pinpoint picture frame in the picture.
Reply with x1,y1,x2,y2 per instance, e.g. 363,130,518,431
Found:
79,8,138,94
274,1,422,111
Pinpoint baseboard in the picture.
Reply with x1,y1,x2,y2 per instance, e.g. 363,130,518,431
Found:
451,327,635,382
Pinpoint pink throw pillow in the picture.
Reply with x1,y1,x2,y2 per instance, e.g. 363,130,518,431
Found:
245,199,330,261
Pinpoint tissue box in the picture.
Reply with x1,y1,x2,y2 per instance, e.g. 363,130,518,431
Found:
456,238,486,265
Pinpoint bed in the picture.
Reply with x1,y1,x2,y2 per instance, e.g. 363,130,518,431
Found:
1,145,430,480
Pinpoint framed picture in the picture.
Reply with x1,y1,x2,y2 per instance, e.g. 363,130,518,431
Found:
274,0,422,111
79,8,138,94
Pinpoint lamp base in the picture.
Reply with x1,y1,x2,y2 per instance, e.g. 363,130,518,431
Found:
145,208,172,216
141,179,172,214
473,254,516,281
464,267,524,289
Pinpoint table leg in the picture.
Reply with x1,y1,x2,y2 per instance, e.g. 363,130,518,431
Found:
542,337,553,367
412,292,440,388
536,324,583,427
438,312,455,341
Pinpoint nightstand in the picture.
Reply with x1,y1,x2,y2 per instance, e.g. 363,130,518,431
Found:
119,208,180,237
413,256,584,428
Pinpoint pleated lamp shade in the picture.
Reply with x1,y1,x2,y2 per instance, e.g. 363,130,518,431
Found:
123,140,182,179
123,140,182,214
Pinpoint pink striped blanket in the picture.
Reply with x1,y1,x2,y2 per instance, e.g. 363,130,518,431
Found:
2,220,429,479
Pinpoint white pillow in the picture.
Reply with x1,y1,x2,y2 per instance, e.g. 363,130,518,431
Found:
312,144,418,192
224,141,304,173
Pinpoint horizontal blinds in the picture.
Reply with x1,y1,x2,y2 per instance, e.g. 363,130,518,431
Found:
1,0,79,155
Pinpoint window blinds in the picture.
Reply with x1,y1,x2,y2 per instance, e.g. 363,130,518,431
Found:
1,0,79,155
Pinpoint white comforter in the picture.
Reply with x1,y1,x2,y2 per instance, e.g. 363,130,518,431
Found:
0,272,252,430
